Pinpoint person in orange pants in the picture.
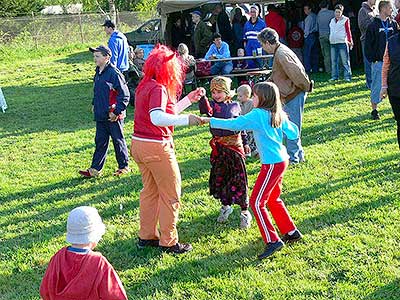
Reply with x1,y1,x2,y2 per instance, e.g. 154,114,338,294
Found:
131,45,205,254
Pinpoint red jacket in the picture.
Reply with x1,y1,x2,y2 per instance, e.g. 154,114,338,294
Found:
287,26,304,48
40,247,127,300
265,11,286,39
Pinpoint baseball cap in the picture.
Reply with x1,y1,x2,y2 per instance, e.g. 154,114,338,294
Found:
102,19,115,28
89,45,112,57
191,10,202,17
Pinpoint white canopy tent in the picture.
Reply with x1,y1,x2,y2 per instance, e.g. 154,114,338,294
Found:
157,0,285,40
158,0,283,15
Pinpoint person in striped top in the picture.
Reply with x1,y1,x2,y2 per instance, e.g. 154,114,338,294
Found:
243,5,266,68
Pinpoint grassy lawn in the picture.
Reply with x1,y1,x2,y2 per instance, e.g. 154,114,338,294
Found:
0,45,399,300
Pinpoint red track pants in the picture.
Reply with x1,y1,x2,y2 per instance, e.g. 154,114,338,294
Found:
250,161,296,243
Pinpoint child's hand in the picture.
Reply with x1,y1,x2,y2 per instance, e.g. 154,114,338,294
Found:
244,145,251,154
200,117,211,124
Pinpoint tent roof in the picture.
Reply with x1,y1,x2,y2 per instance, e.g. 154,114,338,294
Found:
157,0,283,15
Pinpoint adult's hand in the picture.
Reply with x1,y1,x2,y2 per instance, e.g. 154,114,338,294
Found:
108,112,118,122
380,87,388,100
188,114,203,126
348,41,354,50
244,145,251,154
187,87,206,103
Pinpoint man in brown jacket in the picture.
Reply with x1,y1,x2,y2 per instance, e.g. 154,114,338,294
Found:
258,28,312,164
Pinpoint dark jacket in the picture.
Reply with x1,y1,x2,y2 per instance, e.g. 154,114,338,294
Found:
92,62,129,121
213,11,234,43
194,21,213,58
365,17,398,62
387,33,400,97
357,2,375,42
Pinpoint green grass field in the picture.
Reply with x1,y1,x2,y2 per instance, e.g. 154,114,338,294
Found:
0,46,399,300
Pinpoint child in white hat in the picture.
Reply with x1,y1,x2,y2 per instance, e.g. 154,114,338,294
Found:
40,206,127,300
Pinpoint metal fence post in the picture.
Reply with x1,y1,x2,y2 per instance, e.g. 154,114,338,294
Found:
31,12,39,49
78,12,84,43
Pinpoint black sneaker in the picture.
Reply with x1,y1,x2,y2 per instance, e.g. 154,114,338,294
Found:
161,243,193,254
371,109,380,120
258,240,284,260
137,238,159,249
281,229,303,244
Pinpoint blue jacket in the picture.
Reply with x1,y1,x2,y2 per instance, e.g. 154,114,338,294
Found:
243,18,266,46
204,41,231,60
210,108,299,164
108,31,129,72
92,62,129,122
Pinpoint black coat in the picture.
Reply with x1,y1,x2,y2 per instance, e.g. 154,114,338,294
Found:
365,17,398,62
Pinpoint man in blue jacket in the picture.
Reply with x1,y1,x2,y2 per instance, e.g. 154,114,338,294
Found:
205,33,233,75
79,45,130,178
103,20,129,75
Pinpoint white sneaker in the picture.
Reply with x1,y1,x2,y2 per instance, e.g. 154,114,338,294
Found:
240,210,252,229
217,205,233,223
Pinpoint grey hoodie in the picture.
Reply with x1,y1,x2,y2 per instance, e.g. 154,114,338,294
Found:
358,2,376,41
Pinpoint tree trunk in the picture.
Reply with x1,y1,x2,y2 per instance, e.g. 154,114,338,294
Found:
108,0,116,25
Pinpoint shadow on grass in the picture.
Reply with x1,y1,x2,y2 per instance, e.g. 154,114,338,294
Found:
284,153,400,233
113,239,262,299
302,108,393,147
55,50,93,65
0,264,45,299
364,279,400,300
284,153,400,206
0,174,142,254
0,83,95,138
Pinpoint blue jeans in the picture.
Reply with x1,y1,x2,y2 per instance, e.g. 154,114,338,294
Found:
371,61,383,105
303,33,319,73
283,92,306,163
211,61,233,75
331,43,352,80
361,40,372,89
91,120,129,171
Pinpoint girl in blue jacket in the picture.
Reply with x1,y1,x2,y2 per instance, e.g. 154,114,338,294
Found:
203,82,303,259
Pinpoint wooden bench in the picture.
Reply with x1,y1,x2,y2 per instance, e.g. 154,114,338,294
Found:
195,69,271,84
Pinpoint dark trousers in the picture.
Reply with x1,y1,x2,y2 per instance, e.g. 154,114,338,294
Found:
304,33,319,73
388,95,400,149
91,120,129,171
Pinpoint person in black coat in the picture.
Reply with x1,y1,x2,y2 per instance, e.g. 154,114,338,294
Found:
381,33,400,149
365,1,398,120
212,4,234,45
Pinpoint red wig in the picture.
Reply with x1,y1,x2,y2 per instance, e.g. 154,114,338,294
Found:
138,44,186,101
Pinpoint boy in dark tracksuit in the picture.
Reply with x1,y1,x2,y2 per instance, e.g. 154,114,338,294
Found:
79,45,130,178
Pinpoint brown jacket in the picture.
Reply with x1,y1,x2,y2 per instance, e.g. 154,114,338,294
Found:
270,44,311,103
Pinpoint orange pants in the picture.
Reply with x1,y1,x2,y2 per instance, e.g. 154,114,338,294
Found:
130,139,181,247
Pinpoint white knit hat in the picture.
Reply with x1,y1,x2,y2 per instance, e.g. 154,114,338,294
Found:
66,206,106,244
